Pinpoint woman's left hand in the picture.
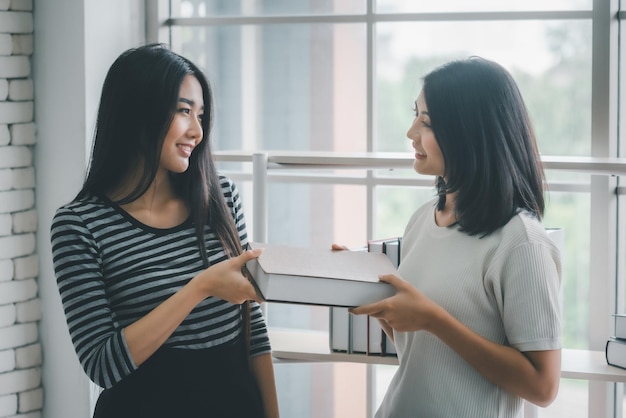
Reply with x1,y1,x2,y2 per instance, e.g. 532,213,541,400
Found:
349,274,442,333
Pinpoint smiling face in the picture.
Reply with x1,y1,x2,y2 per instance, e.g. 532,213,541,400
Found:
407,90,445,177
158,74,205,175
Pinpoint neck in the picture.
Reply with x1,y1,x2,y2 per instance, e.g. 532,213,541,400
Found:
436,193,457,227
130,172,175,210
108,170,174,205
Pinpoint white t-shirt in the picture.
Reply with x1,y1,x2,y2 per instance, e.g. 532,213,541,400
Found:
376,200,562,418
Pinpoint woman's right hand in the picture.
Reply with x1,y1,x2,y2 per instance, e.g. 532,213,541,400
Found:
191,248,263,304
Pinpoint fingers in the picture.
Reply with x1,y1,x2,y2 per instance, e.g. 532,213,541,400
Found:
246,291,263,305
349,302,382,316
331,243,350,251
237,248,263,264
378,273,404,287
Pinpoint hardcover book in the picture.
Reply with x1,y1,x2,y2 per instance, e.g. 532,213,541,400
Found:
606,337,626,369
613,314,626,339
244,242,397,307
330,237,402,356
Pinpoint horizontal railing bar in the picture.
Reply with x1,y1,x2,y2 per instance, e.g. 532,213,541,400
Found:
167,10,592,26
215,151,626,176
218,171,590,193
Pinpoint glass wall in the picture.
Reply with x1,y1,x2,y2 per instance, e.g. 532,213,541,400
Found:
154,1,620,416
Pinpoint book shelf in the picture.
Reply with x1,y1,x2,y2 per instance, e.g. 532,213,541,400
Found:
268,328,626,383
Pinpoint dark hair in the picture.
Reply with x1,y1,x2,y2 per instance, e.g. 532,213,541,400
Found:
422,57,545,236
77,43,242,262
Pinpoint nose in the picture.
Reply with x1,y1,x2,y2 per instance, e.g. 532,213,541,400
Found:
407,118,418,143
189,116,203,144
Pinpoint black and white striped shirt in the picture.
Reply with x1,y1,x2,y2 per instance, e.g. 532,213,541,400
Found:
50,176,271,389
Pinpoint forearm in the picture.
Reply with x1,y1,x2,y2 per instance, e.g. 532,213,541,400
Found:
250,353,280,418
428,307,560,406
124,280,206,366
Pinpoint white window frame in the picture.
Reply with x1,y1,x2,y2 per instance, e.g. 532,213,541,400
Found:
145,1,623,416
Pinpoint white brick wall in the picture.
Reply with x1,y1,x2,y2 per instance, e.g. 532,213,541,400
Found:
0,395,16,417
0,214,10,236
0,305,15,328
0,350,15,374
0,3,40,417
0,79,7,101
0,260,13,282
14,344,39,370
0,126,8,146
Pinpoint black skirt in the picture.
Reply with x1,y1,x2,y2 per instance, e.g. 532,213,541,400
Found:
93,337,264,418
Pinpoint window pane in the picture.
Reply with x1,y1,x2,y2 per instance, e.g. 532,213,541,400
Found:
543,187,591,350
375,20,592,156
619,191,626,313
621,11,626,159
173,23,367,152
376,0,592,13
374,186,434,239
172,0,366,18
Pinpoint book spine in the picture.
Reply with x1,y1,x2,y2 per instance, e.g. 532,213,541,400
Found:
381,237,400,357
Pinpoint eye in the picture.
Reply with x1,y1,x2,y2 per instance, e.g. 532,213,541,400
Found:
178,107,191,115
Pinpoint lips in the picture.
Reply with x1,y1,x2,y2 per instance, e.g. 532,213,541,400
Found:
177,144,194,157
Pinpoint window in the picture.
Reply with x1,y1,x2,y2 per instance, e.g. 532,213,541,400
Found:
150,1,621,416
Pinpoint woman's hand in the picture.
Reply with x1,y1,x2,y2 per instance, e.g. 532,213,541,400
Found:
349,273,443,333
192,248,263,304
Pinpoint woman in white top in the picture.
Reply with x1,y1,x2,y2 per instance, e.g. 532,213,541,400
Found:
348,57,562,418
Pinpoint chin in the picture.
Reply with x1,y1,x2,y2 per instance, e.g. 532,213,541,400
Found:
413,162,428,175
169,165,190,174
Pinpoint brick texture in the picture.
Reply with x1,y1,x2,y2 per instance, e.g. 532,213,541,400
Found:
8,82,32,102
0,126,8,145
0,350,15,374
0,80,7,101
14,344,39,369
0,4,40,417
0,305,15,328
0,324,38,351
0,213,10,235
0,394,17,417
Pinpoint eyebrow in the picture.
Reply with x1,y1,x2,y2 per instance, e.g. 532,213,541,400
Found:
414,101,429,116
178,98,204,110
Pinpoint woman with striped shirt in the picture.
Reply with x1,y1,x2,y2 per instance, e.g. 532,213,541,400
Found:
51,44,279,418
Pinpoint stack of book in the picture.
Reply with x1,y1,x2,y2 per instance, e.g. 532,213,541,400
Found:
606,314,626,369
244,242,398,307
329,237,402,357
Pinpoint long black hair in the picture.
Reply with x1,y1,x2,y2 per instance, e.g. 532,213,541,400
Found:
77,43,242,262
422,57,546,236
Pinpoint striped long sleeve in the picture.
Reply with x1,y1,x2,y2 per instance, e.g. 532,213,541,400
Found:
50,176,270,388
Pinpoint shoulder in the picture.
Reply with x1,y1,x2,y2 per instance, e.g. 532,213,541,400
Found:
217,174,244,214
51,195,110,233
53,194,101,220
489,211,562,270
499,211,555,247
218,174,239,196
